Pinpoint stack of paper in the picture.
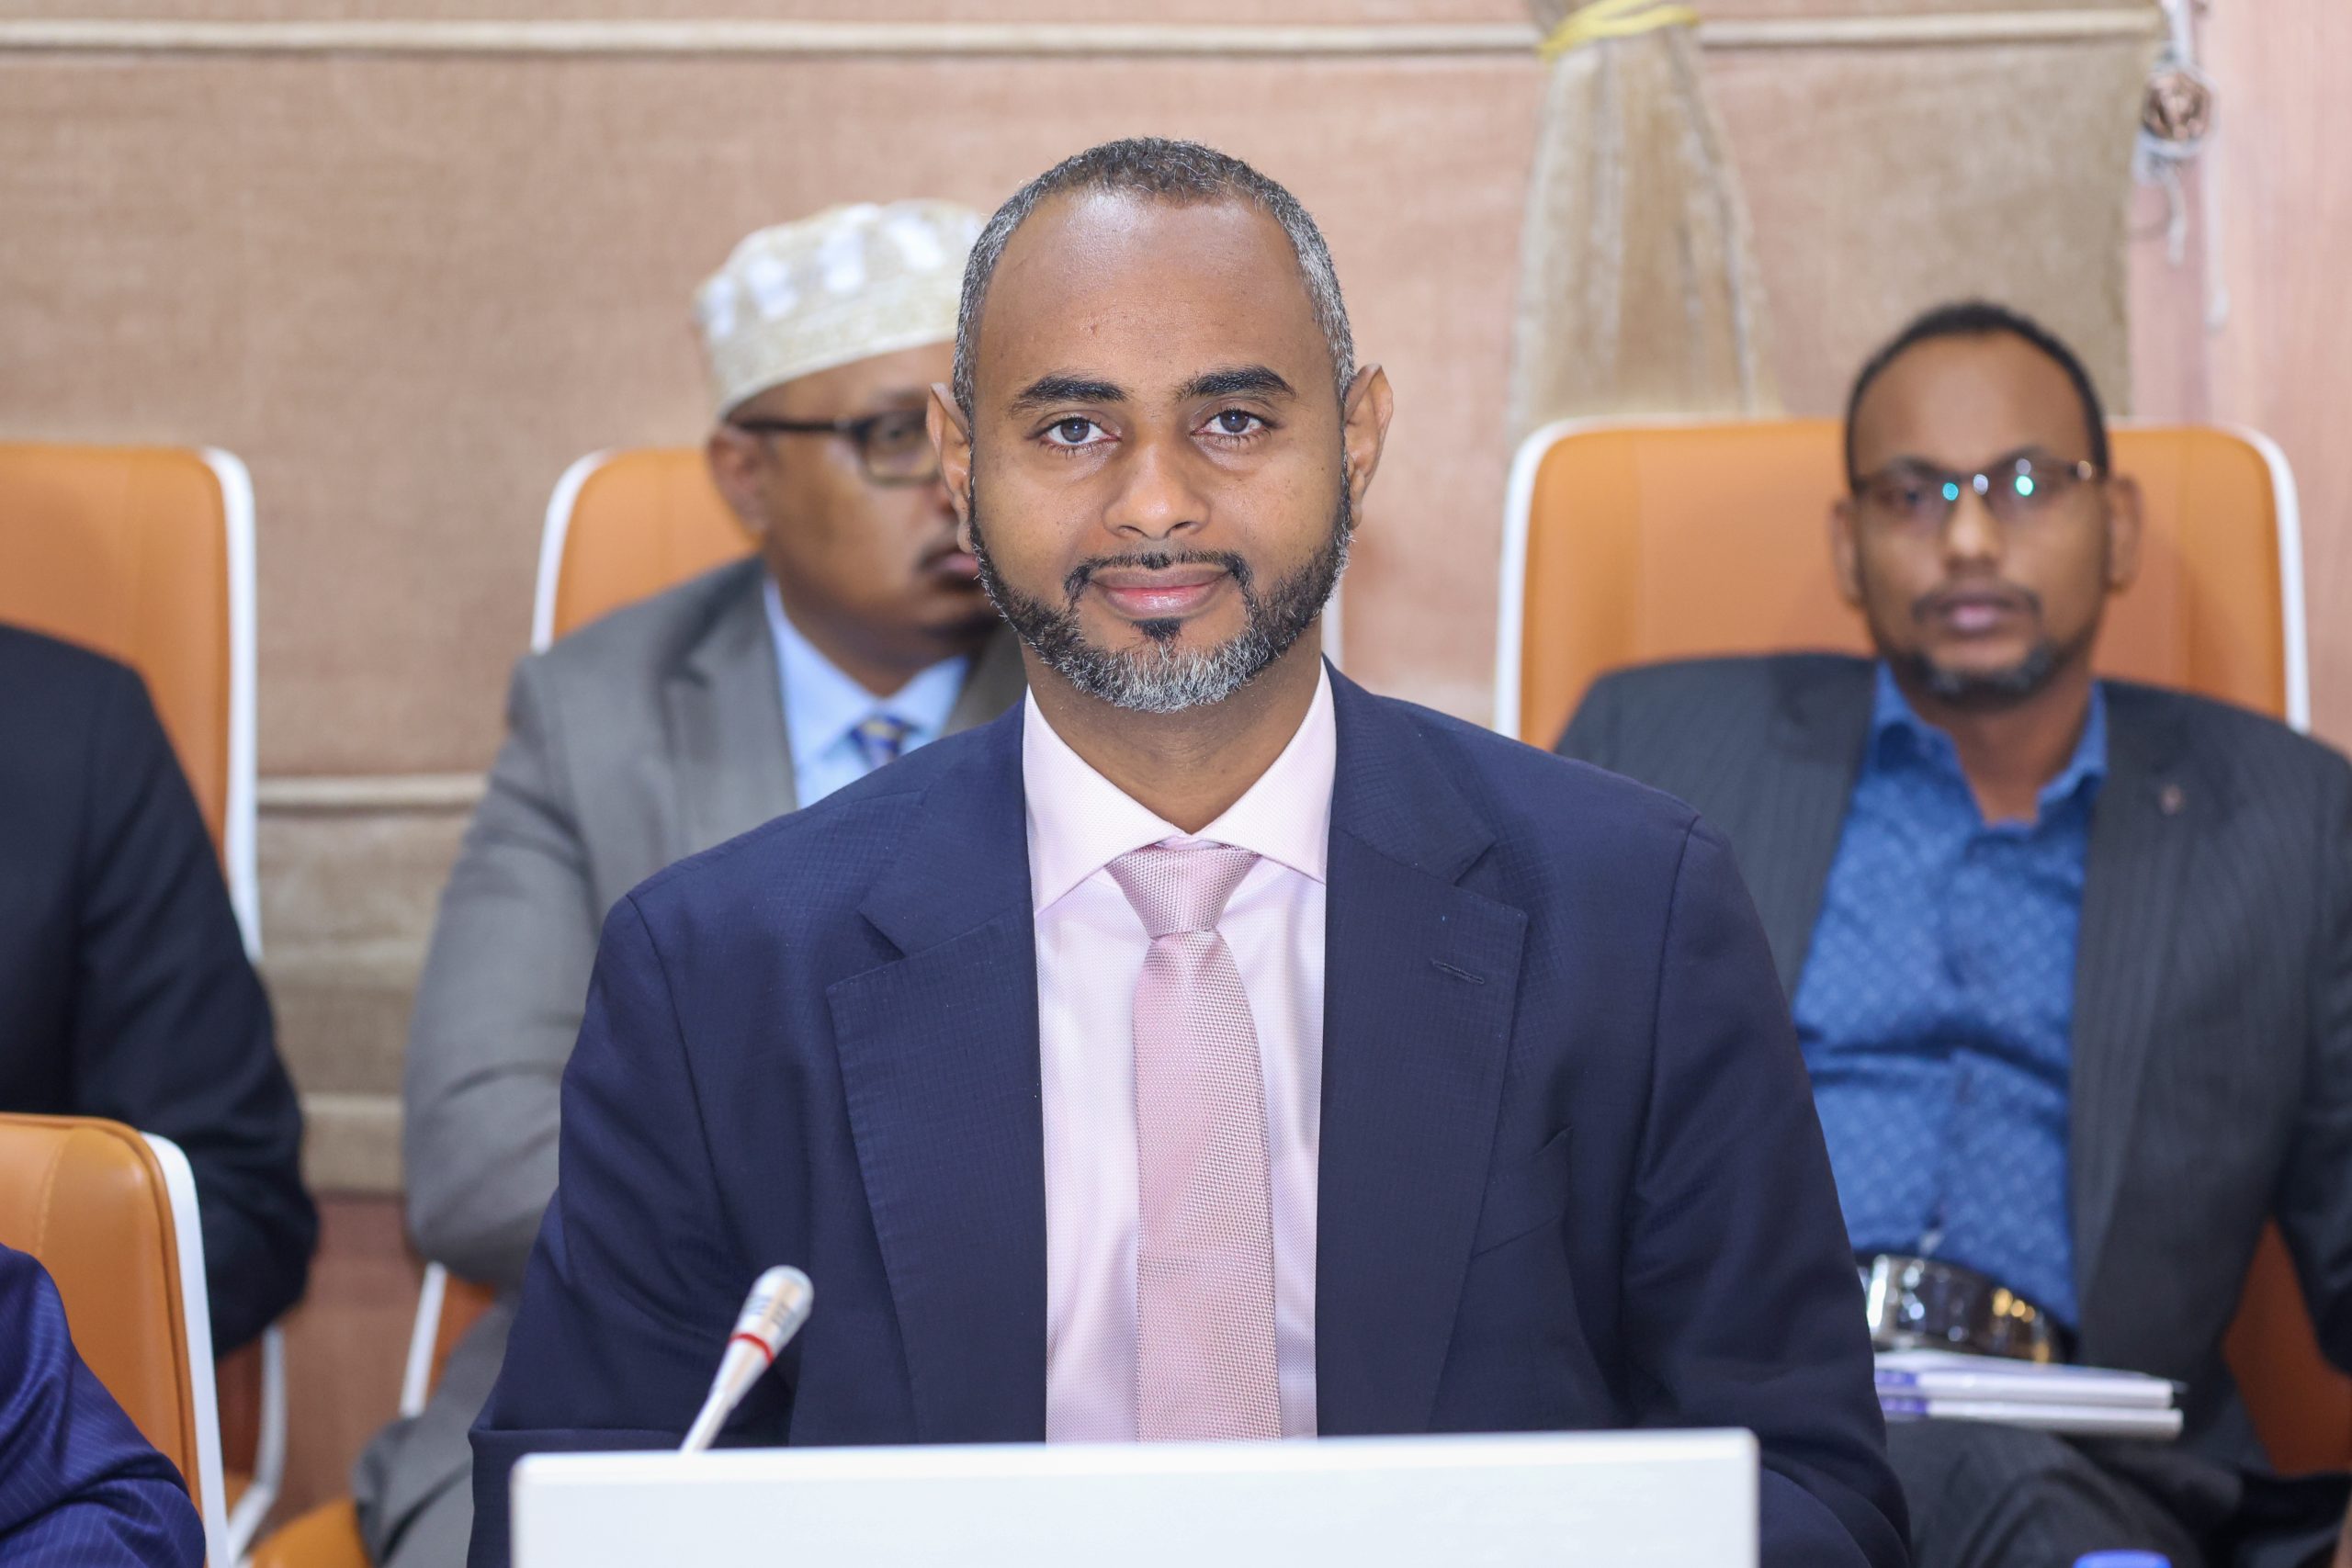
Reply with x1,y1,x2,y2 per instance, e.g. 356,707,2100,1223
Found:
1875,1349,2184,1439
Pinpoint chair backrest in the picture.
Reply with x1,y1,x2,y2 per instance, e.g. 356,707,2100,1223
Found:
1496,418,2306,746
1497,416,2345,1472
0,1114,230,1563
531,449,752,653
0,443,260,955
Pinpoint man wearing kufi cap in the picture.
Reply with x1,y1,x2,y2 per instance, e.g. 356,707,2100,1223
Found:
350,198,1022,1568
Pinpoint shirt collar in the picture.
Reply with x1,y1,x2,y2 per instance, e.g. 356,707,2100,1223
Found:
763,574,968,760
1022,662,1339,913
1870,660,2109,813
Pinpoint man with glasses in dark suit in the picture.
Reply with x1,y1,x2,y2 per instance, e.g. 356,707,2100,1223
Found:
1562,300,2352,1568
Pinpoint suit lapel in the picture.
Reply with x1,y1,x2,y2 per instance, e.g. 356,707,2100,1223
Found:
1316,677,1528,1435
2071,691,2200,1332
1744,661,1874,995
828,711,1047,1441
664,559,796,858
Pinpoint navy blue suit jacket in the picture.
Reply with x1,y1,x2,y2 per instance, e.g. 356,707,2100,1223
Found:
0,625,315,1351
0,1246,204,1565
469,673,1906,1568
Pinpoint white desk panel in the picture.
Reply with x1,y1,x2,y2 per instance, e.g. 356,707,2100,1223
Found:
514,1428,1757,1568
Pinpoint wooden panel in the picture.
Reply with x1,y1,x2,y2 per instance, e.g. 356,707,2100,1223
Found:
2201,1,2352,750
265,1196,423,1530
0,50,1542,763
0,18,2167,770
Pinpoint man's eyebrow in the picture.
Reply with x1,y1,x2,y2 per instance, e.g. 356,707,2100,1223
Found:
1008,374,1126,412
1869,445,2063,475
1179,366,1295,401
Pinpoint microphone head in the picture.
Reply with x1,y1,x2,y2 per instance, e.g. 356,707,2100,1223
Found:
731,1265,814,1357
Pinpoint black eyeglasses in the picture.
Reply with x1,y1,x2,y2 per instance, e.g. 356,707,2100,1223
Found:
1852,454,2102,532
729,408,940,487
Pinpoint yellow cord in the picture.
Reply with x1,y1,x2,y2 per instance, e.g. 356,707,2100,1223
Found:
1536,0,1701,62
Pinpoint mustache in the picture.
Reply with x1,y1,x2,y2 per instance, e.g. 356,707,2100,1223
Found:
1062,548,1256,604
1912,581,2042,623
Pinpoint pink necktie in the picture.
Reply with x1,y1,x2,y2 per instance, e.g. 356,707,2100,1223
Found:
1107,841,1282,1442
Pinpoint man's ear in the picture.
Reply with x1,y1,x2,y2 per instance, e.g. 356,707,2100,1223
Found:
705,424,768,535
2102,471,2143,594
1829,496,1865,610
928,383,974,544
1340,365,1395,522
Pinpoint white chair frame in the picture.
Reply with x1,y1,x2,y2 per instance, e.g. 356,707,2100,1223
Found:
529,452,611,656
190,448,286,1563
193,448,263,963
144,1132,232,1568
399,1261,453,1420
1492,417,2311,743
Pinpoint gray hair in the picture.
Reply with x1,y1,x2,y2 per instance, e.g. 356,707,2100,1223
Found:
953,138,1356,422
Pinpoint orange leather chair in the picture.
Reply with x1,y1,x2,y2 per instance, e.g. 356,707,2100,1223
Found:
530,448,753,654
1495,418,2307,746
0,443,261,953
0,1114,233,1564
0,443,291,1547
1498,416,2346,1472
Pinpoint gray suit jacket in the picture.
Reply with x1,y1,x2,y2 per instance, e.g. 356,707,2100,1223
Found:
356,558,1023,1563
1560,653,2352,1500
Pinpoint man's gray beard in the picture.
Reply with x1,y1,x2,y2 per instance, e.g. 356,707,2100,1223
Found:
966,485,1351,716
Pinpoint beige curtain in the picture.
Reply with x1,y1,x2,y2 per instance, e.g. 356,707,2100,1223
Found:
1507,1,1780,441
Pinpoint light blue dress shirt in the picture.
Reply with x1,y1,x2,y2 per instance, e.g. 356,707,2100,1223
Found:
762,576,970,807
1792,663,2107,1327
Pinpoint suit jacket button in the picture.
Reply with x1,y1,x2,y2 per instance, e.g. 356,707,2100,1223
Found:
2158,783,2186,816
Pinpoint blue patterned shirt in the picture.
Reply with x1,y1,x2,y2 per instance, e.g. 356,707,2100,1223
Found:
1792,664,2107,1326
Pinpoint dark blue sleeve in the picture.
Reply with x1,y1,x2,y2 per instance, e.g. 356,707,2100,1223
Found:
466,893,750,1568
0,1247,205,1566
69,662,316,1351
1622,821,1910,1568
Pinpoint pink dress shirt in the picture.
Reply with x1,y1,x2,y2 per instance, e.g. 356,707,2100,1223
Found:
1024,667,1336,1442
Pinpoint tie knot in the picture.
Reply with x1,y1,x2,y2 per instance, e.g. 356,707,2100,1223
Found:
1107,841,1258,939
851,714,915,771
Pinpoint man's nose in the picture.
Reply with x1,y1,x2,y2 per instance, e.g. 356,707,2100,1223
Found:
1940,482,2004,569
1104,437,1207,543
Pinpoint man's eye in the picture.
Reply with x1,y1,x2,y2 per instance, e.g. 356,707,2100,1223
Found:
1043,418,1103,447
867,414,929,452
1205,410,1263,438
2008,465,2052,501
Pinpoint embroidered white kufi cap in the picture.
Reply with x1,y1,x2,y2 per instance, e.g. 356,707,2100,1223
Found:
694,199,985,418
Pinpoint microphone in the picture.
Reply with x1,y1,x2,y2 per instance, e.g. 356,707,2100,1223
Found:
679,1265,814,1454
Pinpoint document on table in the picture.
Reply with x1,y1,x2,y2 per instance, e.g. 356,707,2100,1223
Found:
1875,1350,2184,1439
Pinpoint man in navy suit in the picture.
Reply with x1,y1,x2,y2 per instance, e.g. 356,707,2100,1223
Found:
0,1245,203,1565
469,138,1906,1568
